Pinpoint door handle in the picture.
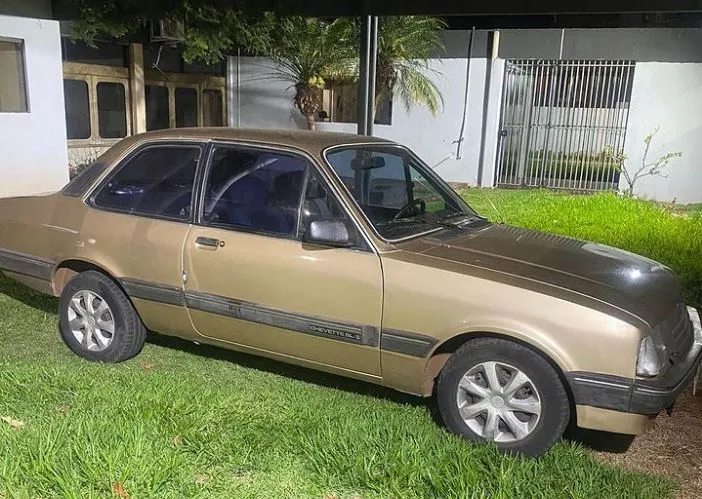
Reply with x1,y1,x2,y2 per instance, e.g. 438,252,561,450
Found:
195,236,221,249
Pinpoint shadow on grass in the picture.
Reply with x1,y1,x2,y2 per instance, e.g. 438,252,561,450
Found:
147,331,436,411
0,272,429,410
0,272,57,314
148,332,640,454
0,271,639,455
566,427,636,454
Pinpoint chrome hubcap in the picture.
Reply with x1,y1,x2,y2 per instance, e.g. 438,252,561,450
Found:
67,290,115,352
456,361,542,443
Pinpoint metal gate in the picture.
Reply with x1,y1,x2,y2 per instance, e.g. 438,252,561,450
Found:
495,59,635,191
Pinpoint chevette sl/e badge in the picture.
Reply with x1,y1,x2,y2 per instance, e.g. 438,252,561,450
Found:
309,324,362,342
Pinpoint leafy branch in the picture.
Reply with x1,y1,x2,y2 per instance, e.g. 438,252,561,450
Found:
63,1,275,64
61,2,446,128
602,126,682,197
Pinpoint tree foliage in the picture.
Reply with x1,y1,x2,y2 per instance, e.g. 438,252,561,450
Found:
375,16,445,116
63,0,275,63
263,16,446,127
62,1,446,125
265,17,357,129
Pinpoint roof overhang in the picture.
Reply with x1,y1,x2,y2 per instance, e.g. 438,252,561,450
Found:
256,0,702,17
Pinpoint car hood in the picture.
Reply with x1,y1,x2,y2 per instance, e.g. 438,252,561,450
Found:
408,223,680,327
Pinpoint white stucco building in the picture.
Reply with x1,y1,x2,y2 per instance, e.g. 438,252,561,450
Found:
0,14,68,197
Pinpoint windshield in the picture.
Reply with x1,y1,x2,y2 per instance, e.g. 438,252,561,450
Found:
325,145,479,240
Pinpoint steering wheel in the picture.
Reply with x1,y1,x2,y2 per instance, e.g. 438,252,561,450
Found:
393,198,426,221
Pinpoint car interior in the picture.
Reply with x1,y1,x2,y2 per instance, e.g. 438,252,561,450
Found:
204,148,307,236
94,147,200,219
94,145,345,237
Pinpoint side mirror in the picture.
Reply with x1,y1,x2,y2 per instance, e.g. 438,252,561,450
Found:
303,219,355,247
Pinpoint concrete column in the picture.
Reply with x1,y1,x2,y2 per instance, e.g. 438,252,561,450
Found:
357,15,378,136
226,53,240,128
479,58,506,188
129,43,146,134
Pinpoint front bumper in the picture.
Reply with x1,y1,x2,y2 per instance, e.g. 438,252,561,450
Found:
567,306,702,417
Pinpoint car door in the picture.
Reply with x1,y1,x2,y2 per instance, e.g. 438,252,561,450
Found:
80,142,204,340
183,143,383,378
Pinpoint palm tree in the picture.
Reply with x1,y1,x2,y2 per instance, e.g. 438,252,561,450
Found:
375,16,445,118
263,16,445,129
267,17,356,130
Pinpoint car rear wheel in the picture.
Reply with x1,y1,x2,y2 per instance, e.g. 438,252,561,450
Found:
59,271,146,363
436,337,570,457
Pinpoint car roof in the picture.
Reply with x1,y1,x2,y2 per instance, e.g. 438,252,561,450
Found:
129,127,394,154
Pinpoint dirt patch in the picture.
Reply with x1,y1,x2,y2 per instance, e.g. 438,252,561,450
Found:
596,389,702,498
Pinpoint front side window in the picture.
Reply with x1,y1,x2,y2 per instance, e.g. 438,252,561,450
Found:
64,79,91,139
93,145,201,219
0,40,28,113
202,89,223,126
320,83,391,125
175,87,198,127
145,85,170,130
96,82,127,139
325,145,475,240
203,147,307,236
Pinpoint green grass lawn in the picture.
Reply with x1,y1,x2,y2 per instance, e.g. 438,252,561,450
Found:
2,189,698,498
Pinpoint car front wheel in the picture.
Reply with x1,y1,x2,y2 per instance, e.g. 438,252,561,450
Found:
436,337,570,457
59,271,146,363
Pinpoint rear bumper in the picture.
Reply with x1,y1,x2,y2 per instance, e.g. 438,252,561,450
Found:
567,306,702,425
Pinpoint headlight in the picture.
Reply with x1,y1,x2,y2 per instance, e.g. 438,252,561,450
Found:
636,333,669,377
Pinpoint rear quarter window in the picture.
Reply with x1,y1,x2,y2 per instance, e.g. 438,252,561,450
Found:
92,145,202,220
61,162,109,198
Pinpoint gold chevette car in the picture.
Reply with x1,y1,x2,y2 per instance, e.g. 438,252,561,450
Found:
1,128,700,456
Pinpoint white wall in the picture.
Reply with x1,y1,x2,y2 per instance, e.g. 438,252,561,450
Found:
625,63,702,203
228,57,502,187
227,56,306,130
0,15,68,197
320,59,490,186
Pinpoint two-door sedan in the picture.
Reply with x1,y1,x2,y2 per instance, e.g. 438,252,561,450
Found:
0,128,700,456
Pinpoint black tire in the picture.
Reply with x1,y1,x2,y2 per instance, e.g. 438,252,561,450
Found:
59,271,146,363
437,337,570,457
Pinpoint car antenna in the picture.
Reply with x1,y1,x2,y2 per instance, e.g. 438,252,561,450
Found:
470,185,505,224
430,154,506,224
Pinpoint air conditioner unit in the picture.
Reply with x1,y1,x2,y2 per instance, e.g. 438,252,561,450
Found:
149,19,185,43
